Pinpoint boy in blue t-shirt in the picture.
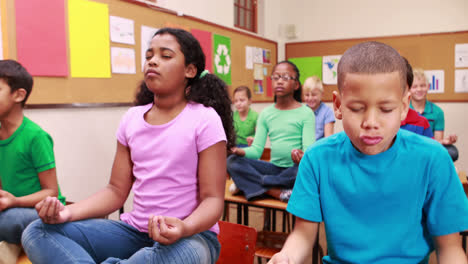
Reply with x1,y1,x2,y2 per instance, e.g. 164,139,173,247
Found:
269,42,468,264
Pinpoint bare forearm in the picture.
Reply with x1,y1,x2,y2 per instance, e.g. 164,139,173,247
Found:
68,184,128,221
182,196,224,237
437,247,467,264
14,188,58,208
280,229,315,263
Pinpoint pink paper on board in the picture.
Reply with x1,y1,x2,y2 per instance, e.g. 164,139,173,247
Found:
15,0,68,76
191,29,213,72
266,76,273,97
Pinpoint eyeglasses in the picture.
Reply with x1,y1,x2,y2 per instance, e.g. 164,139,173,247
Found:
270,74,296,81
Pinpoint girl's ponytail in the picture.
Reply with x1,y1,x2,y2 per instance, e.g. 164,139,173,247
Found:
187,73,236,151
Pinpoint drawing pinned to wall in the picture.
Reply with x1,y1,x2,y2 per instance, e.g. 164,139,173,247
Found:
455,69,468,93
424,70,445,94
288,56,322,85
245,46,253,69
254,80,263,94
213,34,231,85
69,0,110,78
111,47,136,74
263,49,271,64
141,25,158,71
253,64,263,80
322,55,341,85
191,28,213,72
455,43,468,68
110,16,135,45
16,0,68,76
253,47,263,64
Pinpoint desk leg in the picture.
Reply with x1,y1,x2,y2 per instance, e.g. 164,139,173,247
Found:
236,203,242,224
243,204,249,226
272,209,277,232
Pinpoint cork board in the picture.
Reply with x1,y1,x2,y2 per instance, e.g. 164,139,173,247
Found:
286,31,468,102
3,0,277,106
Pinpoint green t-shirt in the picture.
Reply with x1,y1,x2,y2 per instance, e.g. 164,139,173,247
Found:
410,100,444,133
244,104,315,167
0,117,65,204
233,109,258,145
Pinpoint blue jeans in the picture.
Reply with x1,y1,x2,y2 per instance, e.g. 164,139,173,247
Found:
21,218,220,264
227,155,298,200
0,207,38,244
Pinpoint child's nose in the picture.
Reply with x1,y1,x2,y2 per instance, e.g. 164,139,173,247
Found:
362,110,379,129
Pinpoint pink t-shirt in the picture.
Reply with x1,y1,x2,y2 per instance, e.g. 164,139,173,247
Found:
116,102,226,234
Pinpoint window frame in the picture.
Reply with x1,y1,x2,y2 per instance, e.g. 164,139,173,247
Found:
234,0,257,33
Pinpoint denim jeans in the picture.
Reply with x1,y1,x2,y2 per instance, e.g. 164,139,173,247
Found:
21,218,220,264
0,207,38,244
227,155,298,200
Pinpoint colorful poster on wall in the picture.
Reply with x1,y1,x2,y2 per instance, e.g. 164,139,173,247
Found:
111,47,136,74
254,80,263,94
69,0,110,78
322,55,341,85
141,25,158,71
263,49,271,64
288,56,322,85
110,16,135,45
15,0,68,76
213,34,231,85
191,29,213,72
425,70,445,94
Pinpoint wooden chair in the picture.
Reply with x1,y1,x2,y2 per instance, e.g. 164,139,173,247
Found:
216,221,257,264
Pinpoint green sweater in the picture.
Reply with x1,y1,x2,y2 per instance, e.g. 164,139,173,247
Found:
233,109,258,145
244,104,315,167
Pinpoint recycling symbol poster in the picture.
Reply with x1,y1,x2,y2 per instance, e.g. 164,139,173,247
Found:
213,34,231,85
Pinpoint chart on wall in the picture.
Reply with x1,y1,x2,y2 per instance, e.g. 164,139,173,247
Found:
322,55,341,85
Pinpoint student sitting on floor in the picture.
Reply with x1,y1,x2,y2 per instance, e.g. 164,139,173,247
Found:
0,60,66,264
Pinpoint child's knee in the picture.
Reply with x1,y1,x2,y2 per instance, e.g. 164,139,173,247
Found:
21,219,44,247
227,155,242,169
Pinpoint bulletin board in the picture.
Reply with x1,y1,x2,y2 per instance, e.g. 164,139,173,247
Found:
286,31,468,102
2,0,277,107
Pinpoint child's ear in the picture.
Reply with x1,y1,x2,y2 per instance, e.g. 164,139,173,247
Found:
401,90,411,121
332,91,343,120
13,88,27,104
185,64,197,79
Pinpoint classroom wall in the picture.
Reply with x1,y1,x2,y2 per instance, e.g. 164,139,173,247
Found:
22,0,468,216
261,0,468,172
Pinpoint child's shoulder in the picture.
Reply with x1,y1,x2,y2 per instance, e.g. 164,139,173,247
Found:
398,129,445,156
22,116,50,137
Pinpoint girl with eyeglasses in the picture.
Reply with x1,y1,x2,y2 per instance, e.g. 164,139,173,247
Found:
227,61,315,202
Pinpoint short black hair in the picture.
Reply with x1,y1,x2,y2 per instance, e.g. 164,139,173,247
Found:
0,60,33,106
402,57,413,88
337,41,406,92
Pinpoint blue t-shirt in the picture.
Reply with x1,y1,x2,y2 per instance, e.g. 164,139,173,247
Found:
288,130,468,264
312,102,335,140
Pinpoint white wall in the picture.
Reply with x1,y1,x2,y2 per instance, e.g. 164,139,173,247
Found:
20,0,468,218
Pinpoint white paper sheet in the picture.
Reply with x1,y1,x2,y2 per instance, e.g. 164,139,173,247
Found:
141,25,158,71
110,16,135,45
111,47,136,74
455,69,468,93
455,43,468,68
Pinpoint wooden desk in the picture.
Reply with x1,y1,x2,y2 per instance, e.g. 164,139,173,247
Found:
224,179,290,231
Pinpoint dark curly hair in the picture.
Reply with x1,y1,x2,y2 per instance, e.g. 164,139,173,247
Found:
134,27,236,151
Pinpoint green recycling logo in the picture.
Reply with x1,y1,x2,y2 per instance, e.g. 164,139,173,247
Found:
213,34,231,85
215,44,231,75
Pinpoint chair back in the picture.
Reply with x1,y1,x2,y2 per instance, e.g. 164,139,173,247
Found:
216,221,257,264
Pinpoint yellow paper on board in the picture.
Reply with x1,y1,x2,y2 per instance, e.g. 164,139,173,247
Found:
68,0,110,78
0,0,8,59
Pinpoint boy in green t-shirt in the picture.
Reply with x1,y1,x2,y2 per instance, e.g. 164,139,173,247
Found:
0,60,65,263
232,86,258,147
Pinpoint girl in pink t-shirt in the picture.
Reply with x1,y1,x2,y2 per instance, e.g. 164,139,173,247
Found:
22,28,235,264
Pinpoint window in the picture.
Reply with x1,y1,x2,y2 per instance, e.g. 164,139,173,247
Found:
234,0,257,33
